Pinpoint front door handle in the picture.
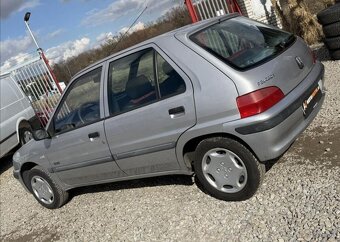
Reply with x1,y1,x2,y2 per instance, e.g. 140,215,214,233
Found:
88,132,100,140
168,106,185,118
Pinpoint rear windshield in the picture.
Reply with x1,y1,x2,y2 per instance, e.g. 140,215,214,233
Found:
190,17,296,70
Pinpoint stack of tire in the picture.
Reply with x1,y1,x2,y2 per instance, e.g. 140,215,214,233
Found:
317,2,340,60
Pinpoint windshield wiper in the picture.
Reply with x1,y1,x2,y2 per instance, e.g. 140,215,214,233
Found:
275,34,296,49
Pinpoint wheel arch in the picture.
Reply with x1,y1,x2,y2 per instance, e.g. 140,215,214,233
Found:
20,161,38,190
182,132,260,169
16,118,32,142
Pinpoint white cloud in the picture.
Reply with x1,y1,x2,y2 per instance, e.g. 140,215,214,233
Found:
119,21,145,35
0,0,40,19
82,0,145,26
0,53,34,74
96,32,114,42
0,35,34,64
0,37,91,73
47,29,65,39
45,37,91,64
81,0,179,27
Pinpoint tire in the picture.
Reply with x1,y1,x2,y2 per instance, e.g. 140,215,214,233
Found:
27,166,69,209
324,35,340,50
317,4,340,25
323,22,340,38
330,49,340,60
19,127,33,145
194,137,265,201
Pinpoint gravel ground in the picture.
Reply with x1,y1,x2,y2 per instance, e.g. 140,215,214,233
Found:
0,51,339,242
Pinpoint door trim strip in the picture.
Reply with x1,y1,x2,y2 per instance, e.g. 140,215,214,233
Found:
51,156,113,173
115,142,176,160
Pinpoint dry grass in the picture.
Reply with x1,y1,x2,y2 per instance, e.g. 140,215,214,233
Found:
271,0,335,44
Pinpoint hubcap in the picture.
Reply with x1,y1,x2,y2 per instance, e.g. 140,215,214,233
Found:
31,176,54,205
202,148,248,193
23,130,32,143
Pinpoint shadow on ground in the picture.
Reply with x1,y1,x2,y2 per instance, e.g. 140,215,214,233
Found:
0,150,16,175
69,174,195,201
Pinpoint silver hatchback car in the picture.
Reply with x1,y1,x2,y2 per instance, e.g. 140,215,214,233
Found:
13,14,325,209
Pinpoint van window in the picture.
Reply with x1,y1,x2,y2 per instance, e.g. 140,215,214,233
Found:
190,16,296,70
0,77,19,109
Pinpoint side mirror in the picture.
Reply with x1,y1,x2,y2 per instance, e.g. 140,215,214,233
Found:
32,129,50,141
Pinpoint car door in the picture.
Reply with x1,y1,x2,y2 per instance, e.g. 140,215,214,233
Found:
45,66,125,186
103,46,196,176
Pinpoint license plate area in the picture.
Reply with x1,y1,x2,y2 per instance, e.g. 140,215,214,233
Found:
302,84,322,118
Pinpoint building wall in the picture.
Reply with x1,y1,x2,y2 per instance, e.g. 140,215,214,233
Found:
237,0,281,27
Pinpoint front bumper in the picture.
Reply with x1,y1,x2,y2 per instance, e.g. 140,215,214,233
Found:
13,169,20,179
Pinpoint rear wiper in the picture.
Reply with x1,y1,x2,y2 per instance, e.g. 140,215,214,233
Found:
275,34,296,49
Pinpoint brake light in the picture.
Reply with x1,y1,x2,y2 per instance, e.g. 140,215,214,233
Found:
236,86,284,119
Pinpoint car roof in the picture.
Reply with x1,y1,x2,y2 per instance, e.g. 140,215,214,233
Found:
73,13,239,78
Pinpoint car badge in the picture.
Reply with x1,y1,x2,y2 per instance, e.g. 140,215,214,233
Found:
295,56,304,69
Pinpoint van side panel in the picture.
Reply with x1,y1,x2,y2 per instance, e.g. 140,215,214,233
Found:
0,75,35,157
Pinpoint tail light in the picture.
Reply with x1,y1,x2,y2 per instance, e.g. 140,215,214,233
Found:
236,86,284,119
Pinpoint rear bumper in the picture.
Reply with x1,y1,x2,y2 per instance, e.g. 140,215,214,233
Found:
224,62,325,161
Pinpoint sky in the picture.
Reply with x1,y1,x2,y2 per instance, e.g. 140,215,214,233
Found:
0,0,182,73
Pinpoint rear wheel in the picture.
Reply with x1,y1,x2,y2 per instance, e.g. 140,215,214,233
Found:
28,166,69,209
194,137,265,201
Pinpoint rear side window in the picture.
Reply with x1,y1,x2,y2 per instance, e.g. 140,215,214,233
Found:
156,53,186,99
190,16,296,70
108,48,186,116
108,48,157,115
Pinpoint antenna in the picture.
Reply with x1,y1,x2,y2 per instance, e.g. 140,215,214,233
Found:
111,6,148,52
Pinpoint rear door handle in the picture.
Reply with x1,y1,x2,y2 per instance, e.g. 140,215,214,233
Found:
168,106,185,118
88,132,100,140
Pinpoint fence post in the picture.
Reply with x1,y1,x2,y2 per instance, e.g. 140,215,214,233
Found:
39,49,63,93
185,0,199,23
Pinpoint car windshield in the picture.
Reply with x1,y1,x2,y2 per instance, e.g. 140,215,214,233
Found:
190,16,296,70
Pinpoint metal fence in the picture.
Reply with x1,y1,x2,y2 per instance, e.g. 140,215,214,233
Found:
185,0,242,22
7,50,64,126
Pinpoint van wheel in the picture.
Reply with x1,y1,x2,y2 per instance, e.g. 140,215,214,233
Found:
28,166,69,209
194,137,265,201
19,127,33,145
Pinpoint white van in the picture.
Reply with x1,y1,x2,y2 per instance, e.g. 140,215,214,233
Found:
0,73,39,158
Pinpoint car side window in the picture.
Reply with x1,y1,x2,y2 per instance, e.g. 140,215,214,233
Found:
156,53,186,98
54,67,102,133
108,48,157,115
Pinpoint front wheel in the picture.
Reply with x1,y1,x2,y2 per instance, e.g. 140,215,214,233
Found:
28,166,69,209
194,137,265,201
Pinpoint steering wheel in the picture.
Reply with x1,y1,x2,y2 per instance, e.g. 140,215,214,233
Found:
77,102,100,124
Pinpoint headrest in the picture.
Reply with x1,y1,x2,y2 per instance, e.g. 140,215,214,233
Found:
162,61,174,76
126,75,153,99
